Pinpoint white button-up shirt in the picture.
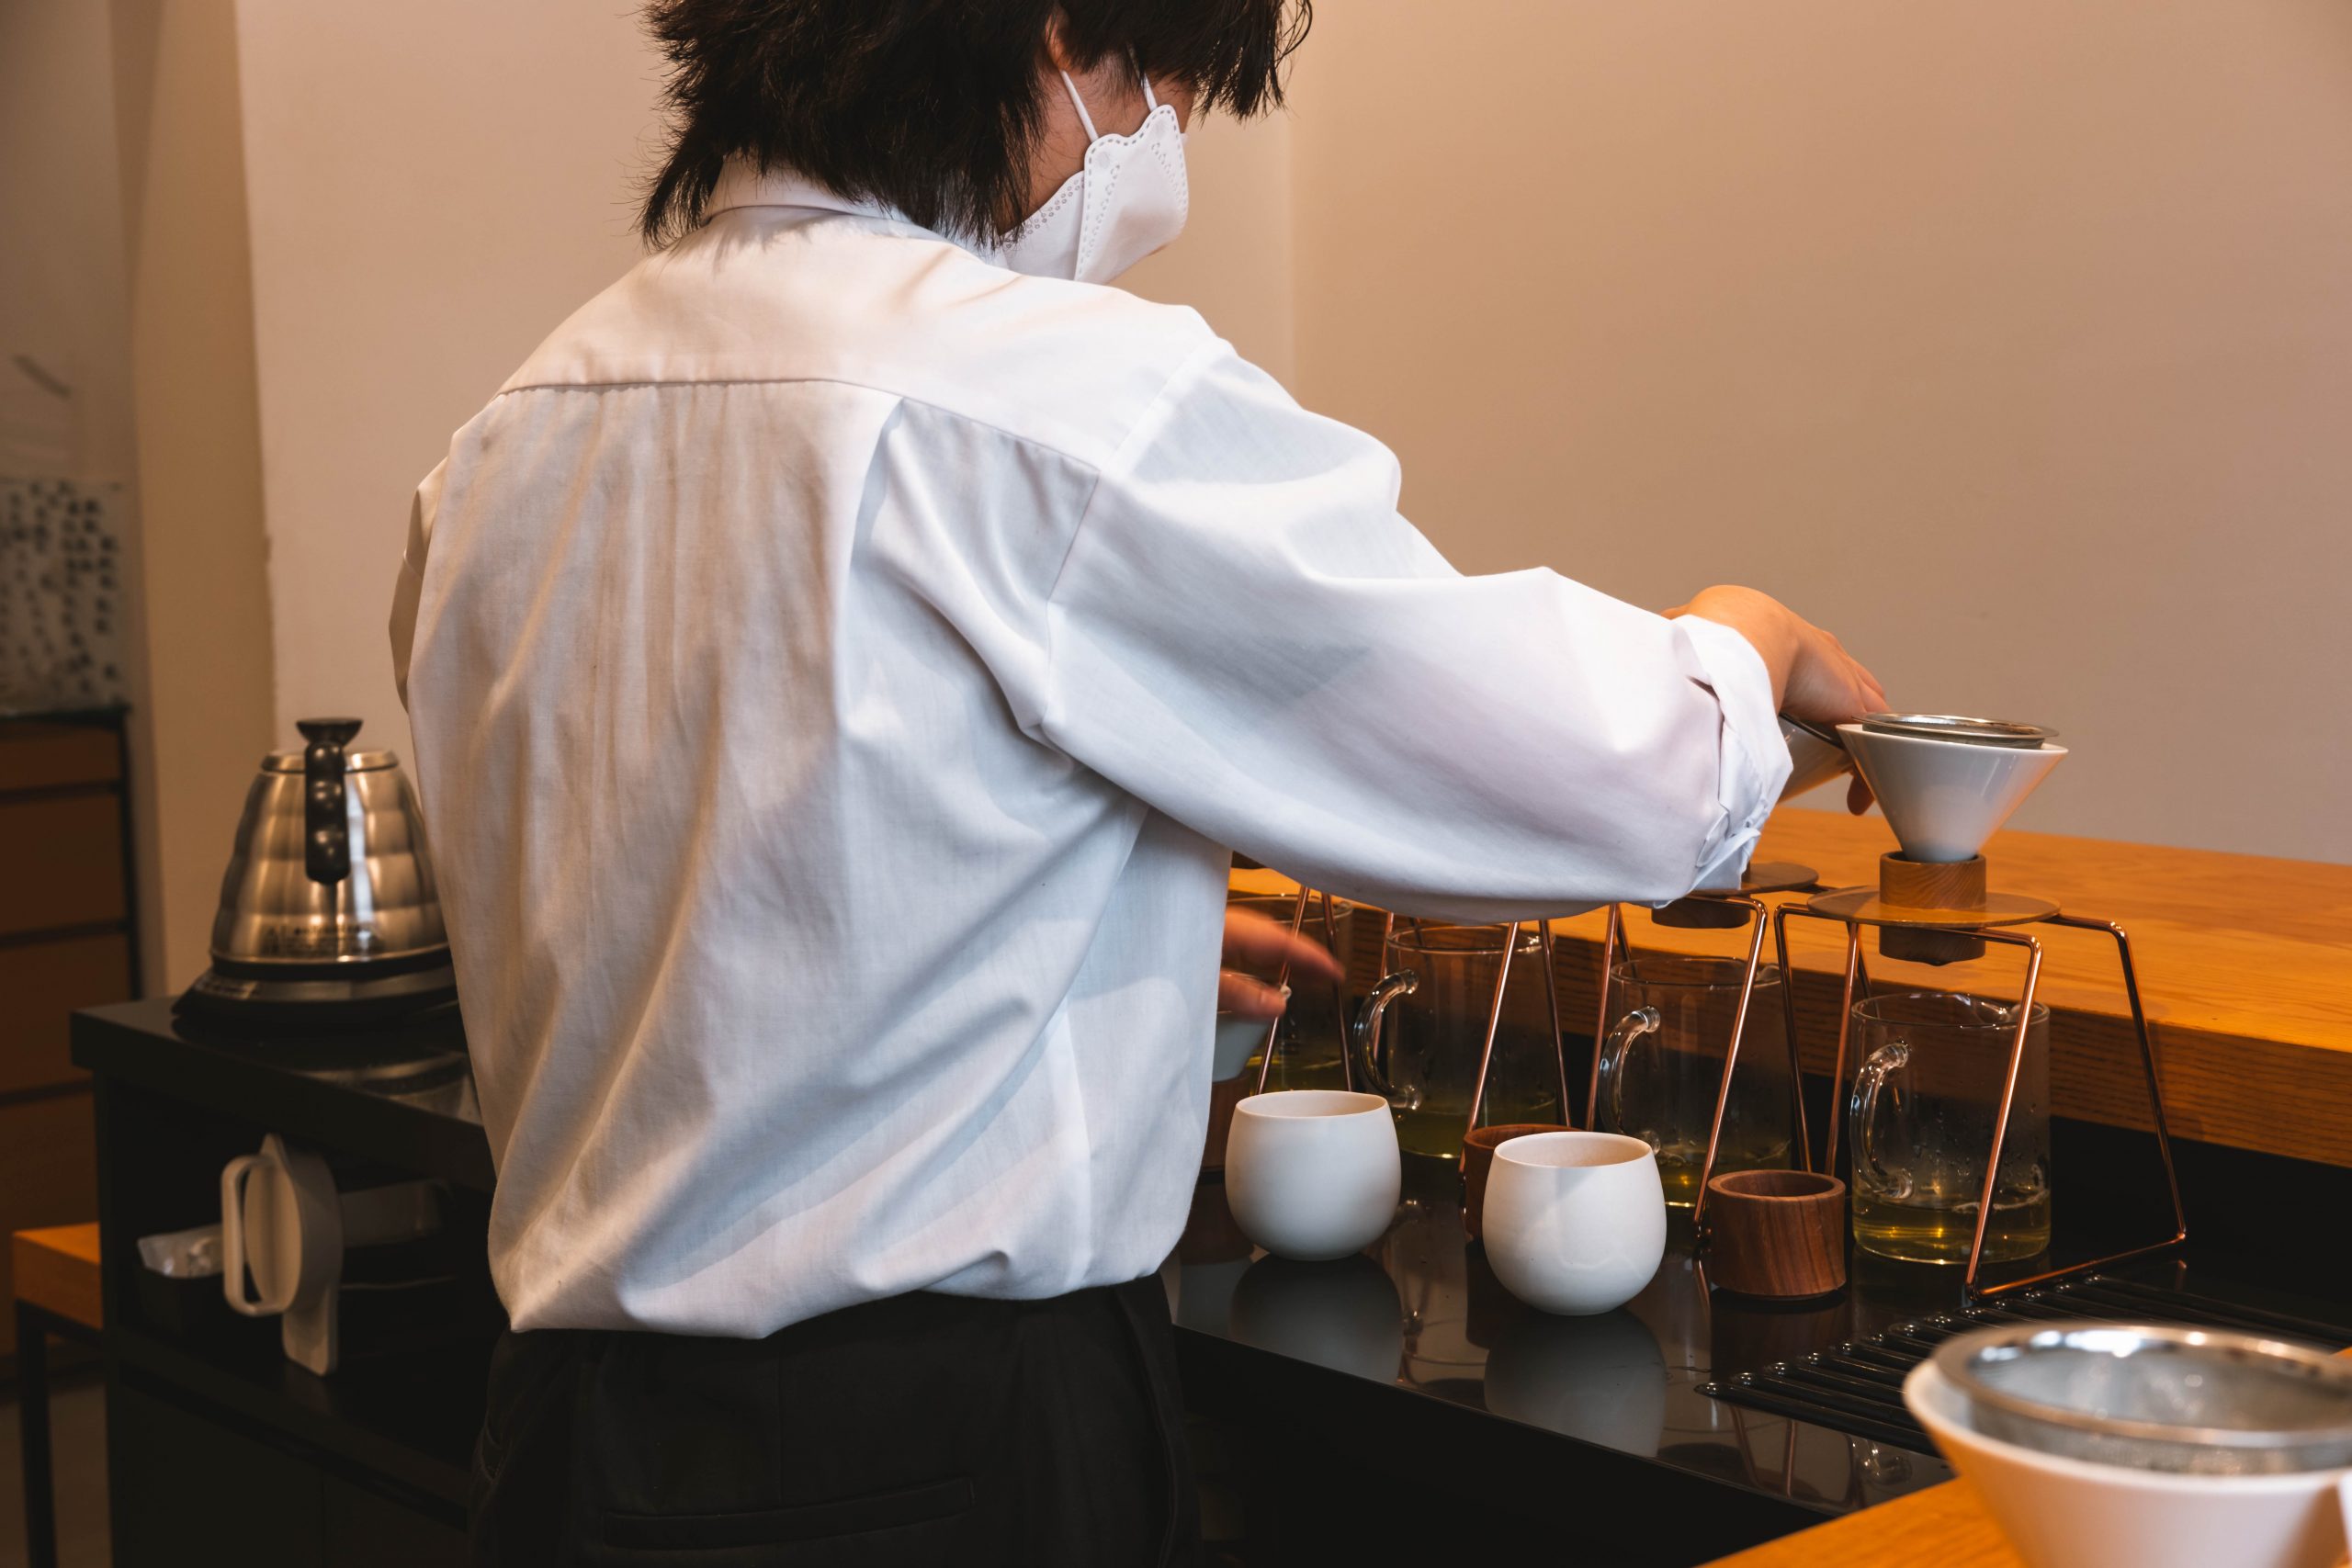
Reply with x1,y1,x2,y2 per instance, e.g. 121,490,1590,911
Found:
389,165,1790,1336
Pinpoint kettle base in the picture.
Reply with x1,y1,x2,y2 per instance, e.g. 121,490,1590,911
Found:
176,957,458,1028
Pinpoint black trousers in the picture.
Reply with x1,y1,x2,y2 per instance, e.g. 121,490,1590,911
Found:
470,1275,1199,1567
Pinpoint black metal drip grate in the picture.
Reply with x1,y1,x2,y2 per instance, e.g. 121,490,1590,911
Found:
1700,1274,2352,1454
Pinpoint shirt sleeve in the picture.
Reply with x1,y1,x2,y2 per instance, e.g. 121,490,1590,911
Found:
1032,343,1792,921
389,458,447,712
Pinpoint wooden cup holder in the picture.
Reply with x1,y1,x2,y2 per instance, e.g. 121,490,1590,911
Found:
1460,1122,1574,1243
1878,852,1988,965
1702,1168,1849,1300
1651,895,1752,931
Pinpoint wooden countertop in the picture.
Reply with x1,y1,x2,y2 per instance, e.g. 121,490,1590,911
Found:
1702,1477,2022,1567
1592,808,2352,1169
1243,807,2352,1167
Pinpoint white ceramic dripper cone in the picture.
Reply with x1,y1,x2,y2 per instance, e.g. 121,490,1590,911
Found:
1838,725,2066,863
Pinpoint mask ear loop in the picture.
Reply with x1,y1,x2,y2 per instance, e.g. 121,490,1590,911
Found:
1058,71,1102,142
1060,65,1163,143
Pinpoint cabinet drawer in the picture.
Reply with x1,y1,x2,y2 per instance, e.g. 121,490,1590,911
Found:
0,721,120,791
0,933,131,1095
0,792,126,937
0,1088,98,1358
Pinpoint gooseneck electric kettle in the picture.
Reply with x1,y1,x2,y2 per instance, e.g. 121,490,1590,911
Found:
177,717,457,1023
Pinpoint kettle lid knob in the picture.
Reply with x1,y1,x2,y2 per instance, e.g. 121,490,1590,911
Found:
295,717,362,747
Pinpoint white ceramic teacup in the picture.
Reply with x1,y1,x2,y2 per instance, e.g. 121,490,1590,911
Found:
1224,1089,1401,1262
1212,998,1283,1083
1482,1131,1666,1316
1905,1360,2352,1568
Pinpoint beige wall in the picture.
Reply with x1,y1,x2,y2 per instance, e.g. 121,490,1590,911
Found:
231,0,661,750
1,3,138,483
109,0,277,988
2,1,153,987
1276,0,2352,861
90,1,2352,894
1125,107,1297,385
1,1,267,990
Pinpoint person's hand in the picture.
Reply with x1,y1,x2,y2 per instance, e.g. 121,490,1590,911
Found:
1667,585,1887,815
1219,907,1344,1020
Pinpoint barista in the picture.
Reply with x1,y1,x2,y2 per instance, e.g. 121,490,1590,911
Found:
389,2,1886,1562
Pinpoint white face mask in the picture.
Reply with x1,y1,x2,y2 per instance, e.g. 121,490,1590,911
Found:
994,69,1188,284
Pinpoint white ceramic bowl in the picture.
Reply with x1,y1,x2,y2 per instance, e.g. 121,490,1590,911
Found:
1838,725,2065,864
1224,1089,1401,1262
1482,1131,1666,1316
1212,1005,1280,1082
1905,1360,2352,1568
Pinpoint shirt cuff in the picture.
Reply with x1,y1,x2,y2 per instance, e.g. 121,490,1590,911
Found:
1670,615,1794,894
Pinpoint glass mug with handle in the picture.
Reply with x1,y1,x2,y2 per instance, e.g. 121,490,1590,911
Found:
1349,922,1566,1166
1593,955,1797,1209
1849,991,2052,1265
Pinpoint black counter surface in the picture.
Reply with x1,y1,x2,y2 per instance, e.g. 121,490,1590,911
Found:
74,997,2352,1565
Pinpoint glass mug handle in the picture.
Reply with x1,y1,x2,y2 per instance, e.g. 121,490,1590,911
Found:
1850,1039,1913,1195
1348,969,1421,1111
1593,1006,1661,1134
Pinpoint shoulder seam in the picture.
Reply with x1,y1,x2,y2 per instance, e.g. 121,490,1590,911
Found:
1028,335,1234,745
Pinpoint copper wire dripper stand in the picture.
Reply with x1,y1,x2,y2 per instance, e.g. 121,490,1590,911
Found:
1590,863,1824,1235
1757,850,2188,1298
1293,908,1573,1157
1253,885,1358,1093
1454,914,1572,1154
1246,889,1574,1143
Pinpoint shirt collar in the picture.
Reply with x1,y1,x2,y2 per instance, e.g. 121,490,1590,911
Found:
702,160,991,261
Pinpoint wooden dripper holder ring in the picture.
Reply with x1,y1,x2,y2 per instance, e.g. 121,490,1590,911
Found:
1877,852,1988,965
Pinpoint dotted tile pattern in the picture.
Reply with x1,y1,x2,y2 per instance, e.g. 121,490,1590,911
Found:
0,477,128,712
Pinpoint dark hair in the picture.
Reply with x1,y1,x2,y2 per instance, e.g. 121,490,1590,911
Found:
639,0,1309,247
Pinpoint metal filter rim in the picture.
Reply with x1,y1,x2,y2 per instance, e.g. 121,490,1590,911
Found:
1859,713,2057,749
1933,1322,2352,1454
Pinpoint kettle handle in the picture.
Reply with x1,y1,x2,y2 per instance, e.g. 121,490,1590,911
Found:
297,718,362,885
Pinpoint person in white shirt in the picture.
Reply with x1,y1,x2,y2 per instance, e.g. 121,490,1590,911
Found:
391,1,1885,1562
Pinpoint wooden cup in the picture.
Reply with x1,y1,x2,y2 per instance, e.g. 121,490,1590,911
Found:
1703,1169,1849,1300
1460,1122,1574,1242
